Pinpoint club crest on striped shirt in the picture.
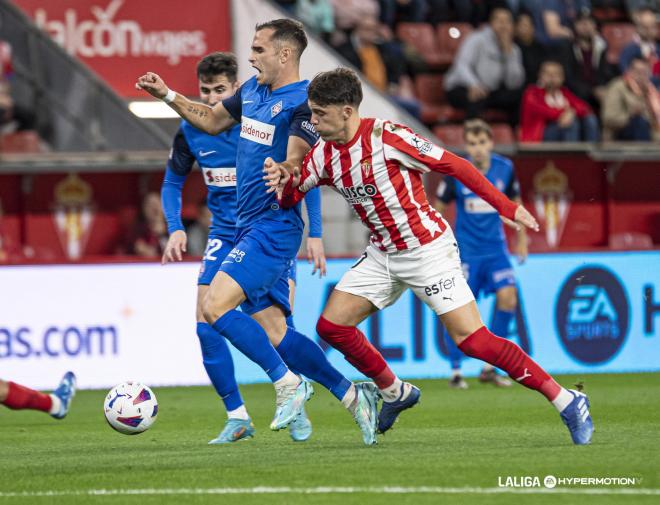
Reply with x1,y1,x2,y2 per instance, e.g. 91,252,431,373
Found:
271,100,283,117
361,159,372,178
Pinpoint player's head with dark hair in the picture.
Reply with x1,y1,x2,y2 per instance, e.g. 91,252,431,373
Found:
195,52,239,106
250,19,307,85
307,68,363,143
463,119,494,169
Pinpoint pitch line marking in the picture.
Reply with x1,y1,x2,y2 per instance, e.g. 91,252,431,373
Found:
0,487,659,498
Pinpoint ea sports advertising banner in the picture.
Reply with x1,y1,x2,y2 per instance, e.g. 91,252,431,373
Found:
0,251,658,390
13,0,231,97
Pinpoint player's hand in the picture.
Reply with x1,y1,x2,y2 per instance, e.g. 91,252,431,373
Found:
513,205,539,232
306,237,327,277
263,157,289,194
135,72,168,99
162,230,187,265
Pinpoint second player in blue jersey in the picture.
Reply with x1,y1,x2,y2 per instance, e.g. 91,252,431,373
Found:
434,119,528,389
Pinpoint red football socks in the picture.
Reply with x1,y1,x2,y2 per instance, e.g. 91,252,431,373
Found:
316,316,396,389
2,381,53,412
458,326,562,401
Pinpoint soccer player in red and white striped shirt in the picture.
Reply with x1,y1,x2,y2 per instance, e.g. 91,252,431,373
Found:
264,68,594,445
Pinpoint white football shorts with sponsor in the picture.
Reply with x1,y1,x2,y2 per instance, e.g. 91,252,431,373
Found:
335,228,474,315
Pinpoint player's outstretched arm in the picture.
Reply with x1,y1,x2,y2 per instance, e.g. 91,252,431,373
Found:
135,72,237,135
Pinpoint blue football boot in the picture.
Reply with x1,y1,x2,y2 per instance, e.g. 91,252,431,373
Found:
560,389,594,445
270,378,313,431
378,383,421,434
289,406,313,442
208,418,255,444
51,371,77,419
352,382,379,445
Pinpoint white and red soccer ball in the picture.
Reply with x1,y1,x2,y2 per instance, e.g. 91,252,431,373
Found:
103,382,158,435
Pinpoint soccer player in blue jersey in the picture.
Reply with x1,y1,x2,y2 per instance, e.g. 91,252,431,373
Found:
138,19,380,444
160,52,326,443
434,119,528,389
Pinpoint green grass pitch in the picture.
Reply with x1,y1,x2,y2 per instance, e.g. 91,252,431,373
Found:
1,373,659,505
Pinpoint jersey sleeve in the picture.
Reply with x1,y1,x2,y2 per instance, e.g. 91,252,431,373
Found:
161,128,194,234
279,145,324,208
382,122,518,221
304,186,323,238
166,127,196,176
504,163,521,200
288,101,320,147
221,84,243,122
436,176,456,204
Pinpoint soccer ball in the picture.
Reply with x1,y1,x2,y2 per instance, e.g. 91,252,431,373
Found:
103,382,158,435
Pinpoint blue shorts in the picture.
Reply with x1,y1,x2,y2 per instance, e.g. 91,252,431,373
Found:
198,235,235,286
288,258,297,285
462,253,515,299
220,219,302,316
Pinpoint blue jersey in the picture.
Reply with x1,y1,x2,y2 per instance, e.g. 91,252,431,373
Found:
437,153,520,258
162,121,240,243
222,76,319,231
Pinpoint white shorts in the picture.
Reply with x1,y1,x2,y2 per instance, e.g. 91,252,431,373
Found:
335,229,475,316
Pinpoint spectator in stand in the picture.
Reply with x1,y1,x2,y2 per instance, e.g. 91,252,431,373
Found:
533,0,592,46
123,191,168,257
558,11,618,112
0,39,35,132
444,6,525,123
186,202,212,257
516,11,547,85
520,60,600,141
296,0,335,40
619,7,660,83
602,56,660,140
379,0,427,28
334,16,421,117
331,0,380,31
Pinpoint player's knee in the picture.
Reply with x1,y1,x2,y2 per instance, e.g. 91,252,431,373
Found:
496,288,517,312
316,316,347,344
201,291,230,324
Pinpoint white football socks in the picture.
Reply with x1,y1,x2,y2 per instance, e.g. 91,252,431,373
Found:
273,370,300,389
48,394,61,415
227,404,250,421
380,378,412,403
340,384,358,414
552,388,574,413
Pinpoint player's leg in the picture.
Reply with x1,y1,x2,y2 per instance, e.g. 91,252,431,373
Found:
317,247,421,434
196,281,254,444
478,255,517,386
410,231,592,443
0,373,76,419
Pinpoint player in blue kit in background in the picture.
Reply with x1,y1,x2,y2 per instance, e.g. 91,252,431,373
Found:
138,20,380,445
160,52,326,443
434,119,528,389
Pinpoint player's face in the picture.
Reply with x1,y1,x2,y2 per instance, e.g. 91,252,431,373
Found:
464,132,493,168
249,28,282,85
198,74,238,107
308,101,346,142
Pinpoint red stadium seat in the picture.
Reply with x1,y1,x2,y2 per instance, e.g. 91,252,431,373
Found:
433,124,464,148
601,23,637,65
490,123,515,145
0,131,42,153
436,22,473,66
414,74,446,105
396,23,445,67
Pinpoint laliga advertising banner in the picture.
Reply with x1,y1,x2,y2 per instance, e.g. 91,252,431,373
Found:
0,251,659,390
13,0,231,97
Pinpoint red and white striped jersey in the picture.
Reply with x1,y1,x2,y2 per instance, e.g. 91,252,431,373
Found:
286,118,517,253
